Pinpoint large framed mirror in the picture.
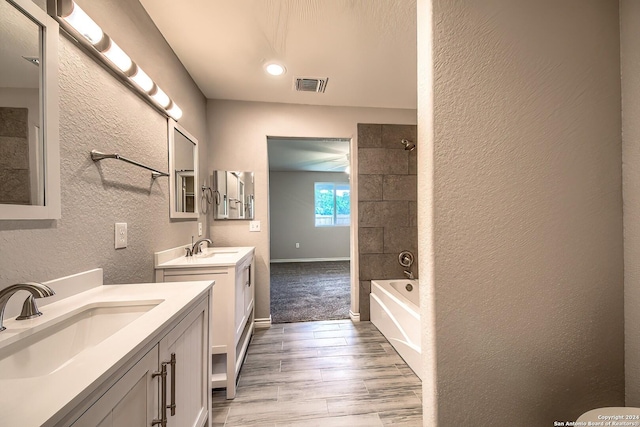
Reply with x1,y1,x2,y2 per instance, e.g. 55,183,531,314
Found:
168,119,198,219
213,170,255,220
0,0,60,220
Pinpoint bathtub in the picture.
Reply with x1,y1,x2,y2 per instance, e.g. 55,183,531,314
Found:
370,279,422,380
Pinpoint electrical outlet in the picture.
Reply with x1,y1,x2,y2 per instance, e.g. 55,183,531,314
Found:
115,223,127,249
198,222,203,236
296,243,300,248
249,221,261,232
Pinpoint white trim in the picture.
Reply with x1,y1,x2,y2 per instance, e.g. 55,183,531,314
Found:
349,135,359,320
254,316,272,328
168,119,199,219
349,310,360,322
0,0,60,220
270,257,350,263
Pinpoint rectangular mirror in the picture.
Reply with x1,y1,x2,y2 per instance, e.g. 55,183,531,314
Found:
0,0,60,219
213,170,255,220
168,119,198,219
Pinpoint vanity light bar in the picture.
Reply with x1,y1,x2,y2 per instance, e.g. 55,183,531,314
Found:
53,0,183,121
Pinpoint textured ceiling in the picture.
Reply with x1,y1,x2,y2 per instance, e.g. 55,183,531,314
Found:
139,0,417,109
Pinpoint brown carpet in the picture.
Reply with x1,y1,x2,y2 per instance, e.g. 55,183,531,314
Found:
270,261,351,324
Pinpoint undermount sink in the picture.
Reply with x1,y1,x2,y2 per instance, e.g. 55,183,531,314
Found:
155,245,253,268
0,301,161,380
199,250,239,258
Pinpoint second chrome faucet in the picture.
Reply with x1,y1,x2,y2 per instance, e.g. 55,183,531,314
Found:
185,237,213,257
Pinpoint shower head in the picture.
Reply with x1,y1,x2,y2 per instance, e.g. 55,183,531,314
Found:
401,139,416,151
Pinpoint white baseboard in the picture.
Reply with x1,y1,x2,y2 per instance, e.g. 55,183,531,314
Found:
349,310,360,322
270,257,350,263
254,316,272,328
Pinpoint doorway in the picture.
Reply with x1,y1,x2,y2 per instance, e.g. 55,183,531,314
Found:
267,136,352,323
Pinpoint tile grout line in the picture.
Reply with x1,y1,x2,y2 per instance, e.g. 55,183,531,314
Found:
375,412,384,426
222,406,230,427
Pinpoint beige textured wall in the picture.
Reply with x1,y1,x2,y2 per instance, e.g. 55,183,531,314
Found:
417,0,437,423
622,0,640,407
0,0,207,289
207,99,416,320
420,0,624,424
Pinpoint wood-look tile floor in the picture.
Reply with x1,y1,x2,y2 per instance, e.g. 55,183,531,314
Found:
211,320,423,426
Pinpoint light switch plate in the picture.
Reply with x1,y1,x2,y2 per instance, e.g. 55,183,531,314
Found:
115,223,127,249
198,222,203,236
249,221,261,232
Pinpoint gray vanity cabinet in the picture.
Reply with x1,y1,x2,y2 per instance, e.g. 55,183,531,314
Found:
69,298,209,427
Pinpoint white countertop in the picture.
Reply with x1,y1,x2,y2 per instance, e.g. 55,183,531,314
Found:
0,281,213,427
155,246,255,269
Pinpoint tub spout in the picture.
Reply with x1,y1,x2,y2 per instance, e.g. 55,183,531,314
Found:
403,270,414,280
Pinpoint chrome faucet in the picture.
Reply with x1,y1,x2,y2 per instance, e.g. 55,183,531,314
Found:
403,270,415,280
185,238,213,257
0,282,55,332
192,238,213,255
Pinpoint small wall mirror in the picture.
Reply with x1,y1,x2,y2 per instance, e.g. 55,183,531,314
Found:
213,170,255,220
168,119,198,219
0,0,60,220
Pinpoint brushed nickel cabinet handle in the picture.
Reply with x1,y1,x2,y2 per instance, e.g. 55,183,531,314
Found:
169,353,176,416
152,363,168,426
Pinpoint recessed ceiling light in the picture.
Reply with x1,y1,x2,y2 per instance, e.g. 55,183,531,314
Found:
265,62,286,76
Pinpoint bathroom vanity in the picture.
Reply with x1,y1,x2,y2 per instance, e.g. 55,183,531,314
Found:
0,273,212,427
155,246,255,399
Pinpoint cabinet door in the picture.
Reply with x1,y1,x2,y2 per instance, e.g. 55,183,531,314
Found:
234,264,246,339
71,345,158,427
243,259,254,317
159,298,210,427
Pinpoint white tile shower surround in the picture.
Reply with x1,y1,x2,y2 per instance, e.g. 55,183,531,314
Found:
211,319,422,426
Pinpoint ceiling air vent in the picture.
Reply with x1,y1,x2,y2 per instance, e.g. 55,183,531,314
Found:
294,77,329,93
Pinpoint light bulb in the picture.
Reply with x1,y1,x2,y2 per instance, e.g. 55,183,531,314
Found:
103,39,132,72
62,2,104,45
151,86,170,108
265,63,286,76
167,103,183,120
130,66,154,93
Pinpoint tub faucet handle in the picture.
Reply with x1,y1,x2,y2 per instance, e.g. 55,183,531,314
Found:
398,251,414,268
